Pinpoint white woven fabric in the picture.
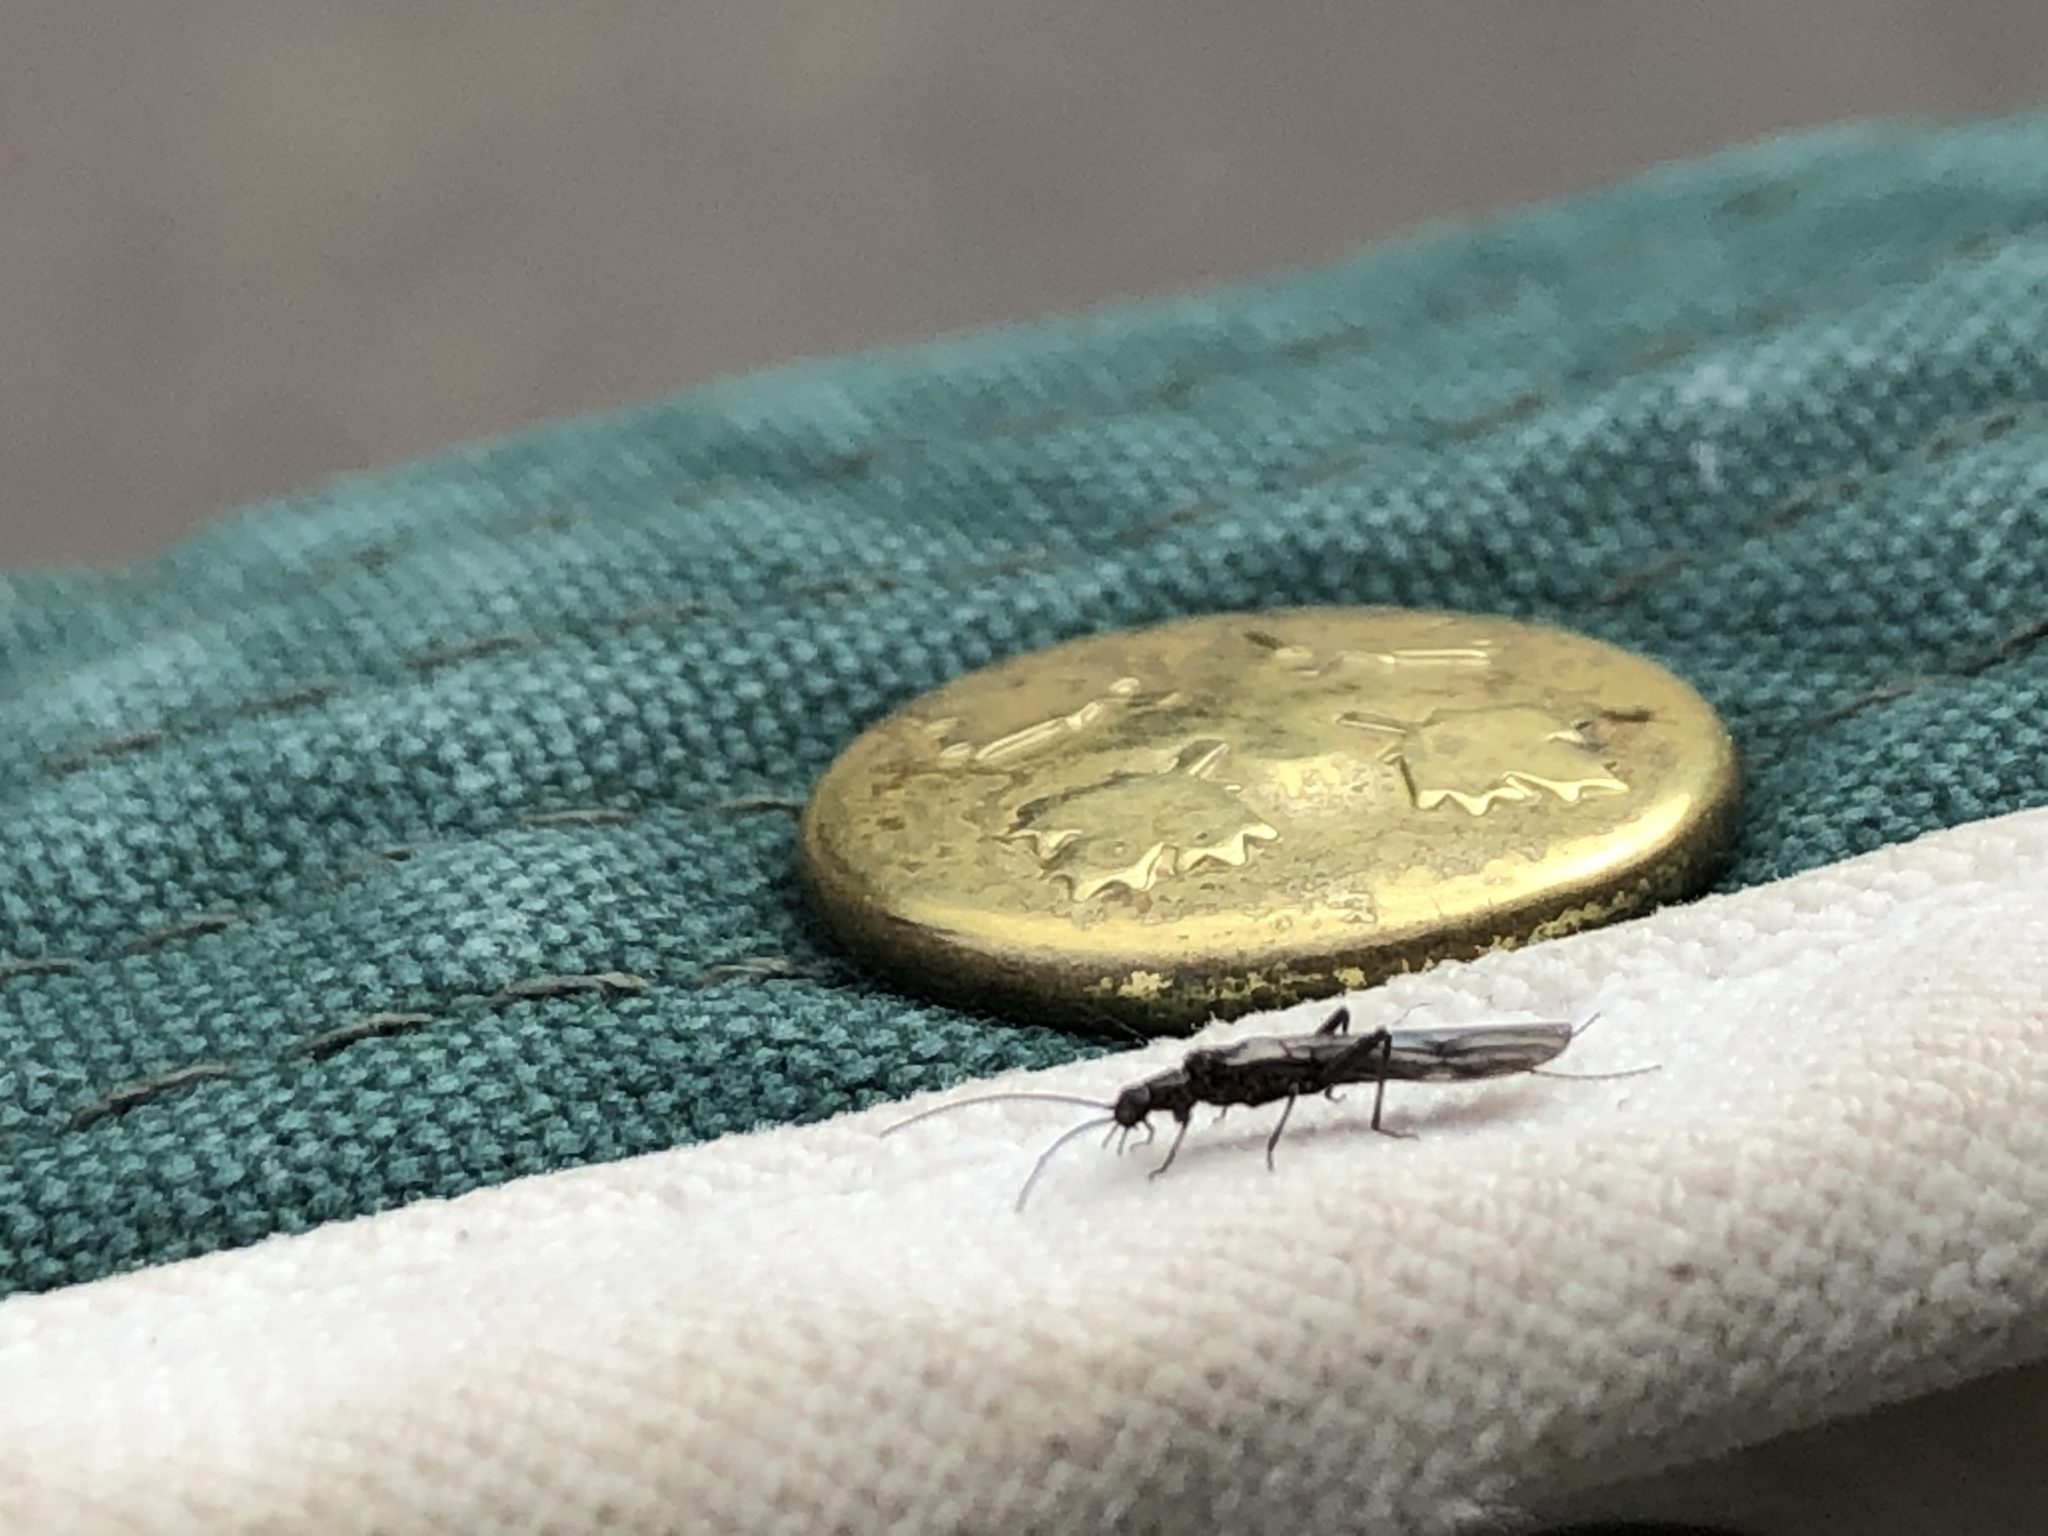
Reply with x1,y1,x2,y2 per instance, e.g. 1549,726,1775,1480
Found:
3,806,2046,1536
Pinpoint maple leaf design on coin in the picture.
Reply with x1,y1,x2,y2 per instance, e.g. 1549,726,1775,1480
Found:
1000,739,1279,900
1338,704,1627,815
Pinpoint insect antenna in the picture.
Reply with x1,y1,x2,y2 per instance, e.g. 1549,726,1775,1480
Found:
1528,1062,1660,1081
1525,1011,1659,1079
880,1090,1114,1136
1017,1115,1119,1213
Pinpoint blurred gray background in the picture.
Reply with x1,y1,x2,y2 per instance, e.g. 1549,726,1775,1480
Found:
2,2,2043,567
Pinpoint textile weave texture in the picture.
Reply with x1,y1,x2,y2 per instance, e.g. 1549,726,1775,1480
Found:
3,112,2047,1299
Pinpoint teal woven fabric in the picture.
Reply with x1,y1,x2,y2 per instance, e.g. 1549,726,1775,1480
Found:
4,114,2047,1300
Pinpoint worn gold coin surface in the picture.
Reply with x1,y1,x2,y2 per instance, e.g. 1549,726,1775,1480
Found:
799,607,1739,1033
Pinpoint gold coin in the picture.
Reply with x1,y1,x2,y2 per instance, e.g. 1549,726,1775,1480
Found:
798,607,1739,1034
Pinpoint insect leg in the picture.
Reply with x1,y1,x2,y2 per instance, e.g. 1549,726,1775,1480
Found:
1316,1006,1351,1037
1322,1026,1393,1086
1264,1094,1298,1170
1148,1114,1192,1180
1300,1022,1391,1113
1366,1031,1417,1140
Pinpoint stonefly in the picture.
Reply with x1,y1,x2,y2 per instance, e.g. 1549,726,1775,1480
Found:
882,1006,1652,1210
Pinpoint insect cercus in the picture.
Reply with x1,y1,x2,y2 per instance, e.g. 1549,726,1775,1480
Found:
883,1006,1652,1210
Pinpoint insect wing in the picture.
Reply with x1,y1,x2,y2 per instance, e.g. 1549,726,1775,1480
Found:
1184,1033,1349,1080
1192,1034,1318,1067
1182,1032,1349,1110
1377,1022,1576,1081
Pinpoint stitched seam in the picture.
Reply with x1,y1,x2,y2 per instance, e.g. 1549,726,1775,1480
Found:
34,225,2048,787
26,957,846,1147
17,383,2043,964
30,554,1061,775
39,730,165,775
1810,611,2048,728
434,219,2048,553
1126,244,2048,563
1597,402,2043,606
8,206,2033,704
62,1062,231,1133
0,795,804,976
9,224,2045,976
